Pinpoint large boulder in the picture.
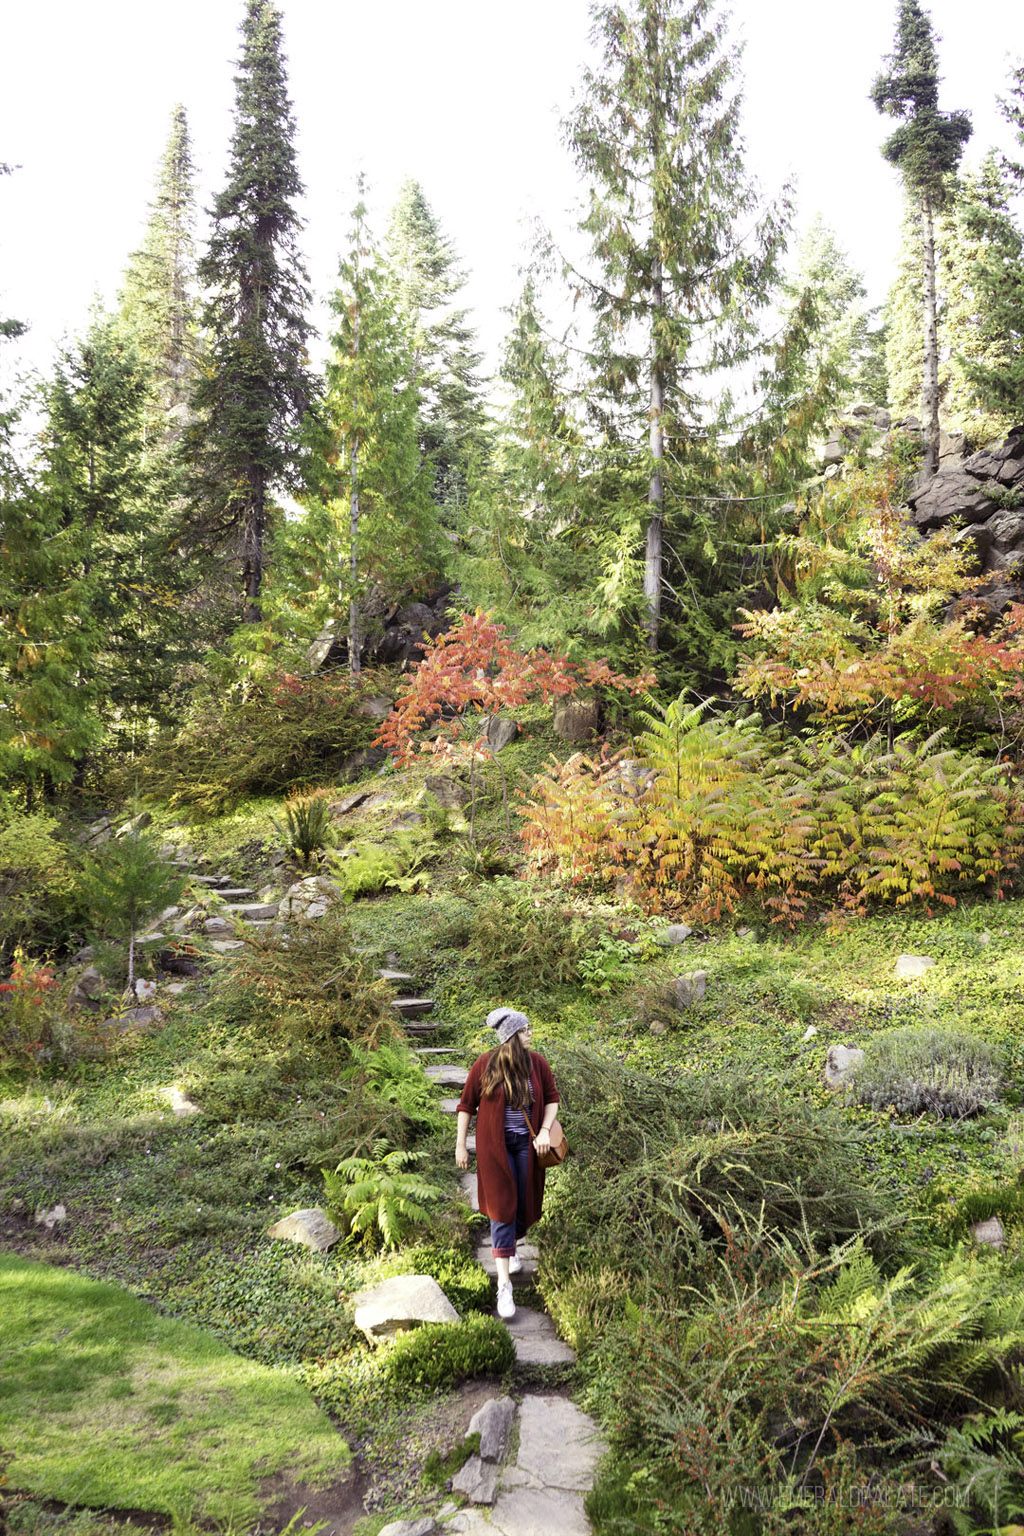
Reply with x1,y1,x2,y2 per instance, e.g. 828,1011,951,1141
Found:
267,1207,341,1252
352,1274,458,1340
824,1044,864,1090
908,469,1000,529
279,875,339,921
68,966,107,1011
553,698,601,743
423,773,469,809
485,715,519,753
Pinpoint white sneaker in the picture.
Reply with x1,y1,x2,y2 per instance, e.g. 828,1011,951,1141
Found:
497,1282,516,1319
508,1254,523,1274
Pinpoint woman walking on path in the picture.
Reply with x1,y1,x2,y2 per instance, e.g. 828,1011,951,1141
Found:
455,1008,560,1321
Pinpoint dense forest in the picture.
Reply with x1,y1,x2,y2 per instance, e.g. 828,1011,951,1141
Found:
4,1,1024,1534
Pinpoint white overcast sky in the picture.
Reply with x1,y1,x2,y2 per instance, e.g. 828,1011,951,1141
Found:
1,0,1019,386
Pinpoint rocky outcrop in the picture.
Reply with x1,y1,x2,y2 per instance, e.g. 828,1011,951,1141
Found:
903,426,1024,613
308,585,452,671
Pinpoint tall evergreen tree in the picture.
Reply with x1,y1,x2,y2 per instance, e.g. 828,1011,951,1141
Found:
119,105,200,429
299,191,439,676
957,69,1024,420
565,0,788,652
0,315,160,789
191,0,315,622
386,179,489,520
884,199,925,420
871,0,971,475
781,217,884,407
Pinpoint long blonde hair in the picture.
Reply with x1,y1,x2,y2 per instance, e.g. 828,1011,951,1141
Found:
482,1031,532,1108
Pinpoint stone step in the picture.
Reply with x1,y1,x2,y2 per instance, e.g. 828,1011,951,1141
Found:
210,887,256,901
209,939,245,954
192,874,231,886
391,997,434,1018
204,917,233,935
502,1306,576,1365
477,1243,539,1283
377,968,415,986
459,1171,479,1212
223,902,278,921
440,1098,461,1114
424,1064,468,1086
403,1020,444,1037
413,1046,467,1055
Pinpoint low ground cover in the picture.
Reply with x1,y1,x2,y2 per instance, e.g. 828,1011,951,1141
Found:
4,727,1024,1532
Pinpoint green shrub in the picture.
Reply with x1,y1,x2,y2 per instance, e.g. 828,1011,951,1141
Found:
537,1048,890,1318
0,812,81,957
134,671,380,816
328,844,401,902
219,903,398,1059
585,1239,1024,1536
466,878,594,990
272,793,333,865
381,1243,493,1314
343,1043,446,1137
850,1026,1003,1119
385,1314,515,1391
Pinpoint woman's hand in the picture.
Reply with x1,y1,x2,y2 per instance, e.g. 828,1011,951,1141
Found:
456,1141,469,1170
533,1128,551,1155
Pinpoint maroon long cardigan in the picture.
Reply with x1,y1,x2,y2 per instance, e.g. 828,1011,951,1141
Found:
457,1050,560,1228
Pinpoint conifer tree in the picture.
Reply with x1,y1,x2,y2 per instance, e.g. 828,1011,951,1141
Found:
307,191,440,676
119,106,199,426
79,821,186,998
871,0,971,475
957,69,1024,420
0,315,155,789
884,200,925,420
191,0,314,622
781,217,884,407
565,0,787,652
386,179,489,519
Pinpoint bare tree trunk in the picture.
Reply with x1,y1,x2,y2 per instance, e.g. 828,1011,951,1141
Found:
644,254,665,652
243,475,265,622
127,915,137,1001
348,434,361,678
348,298,361,679
921,195,940,478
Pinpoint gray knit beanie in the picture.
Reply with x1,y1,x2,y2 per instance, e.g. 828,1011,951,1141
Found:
485,1006,530,1045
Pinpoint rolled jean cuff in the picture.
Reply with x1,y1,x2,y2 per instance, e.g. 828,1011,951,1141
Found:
491,1245,516,1258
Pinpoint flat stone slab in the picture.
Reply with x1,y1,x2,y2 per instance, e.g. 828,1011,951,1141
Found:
488,1486,593,1536
468,1395,516,1462
516,1395,606,1490
503,1307,576,1365
895,953,935,979
379,1520,438,1536
267,1207,341,1252
440,1098,461,1114
424,1064,468,1086
378,969,415,986
413,1046,466,1055
224,902,278,920
403,1019,443,1036
460,1172,479,1211
477,1243,539,1281
210,939,245,954
352,1274,457,1340
391,997,435,1017
211,887,255,900
451,1453,500,1504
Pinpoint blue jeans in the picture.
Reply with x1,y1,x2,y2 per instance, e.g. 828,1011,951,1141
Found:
490,1127,531,1257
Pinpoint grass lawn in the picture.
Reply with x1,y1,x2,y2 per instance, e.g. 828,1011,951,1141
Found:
0,1254,351,1524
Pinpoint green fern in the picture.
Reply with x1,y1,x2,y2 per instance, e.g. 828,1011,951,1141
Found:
323,1145,443,1250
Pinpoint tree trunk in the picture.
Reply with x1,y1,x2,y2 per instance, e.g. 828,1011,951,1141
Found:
348,291,362,679
921,195,940,478
348,433,361,678
644,254,665,652
243,474,265,622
